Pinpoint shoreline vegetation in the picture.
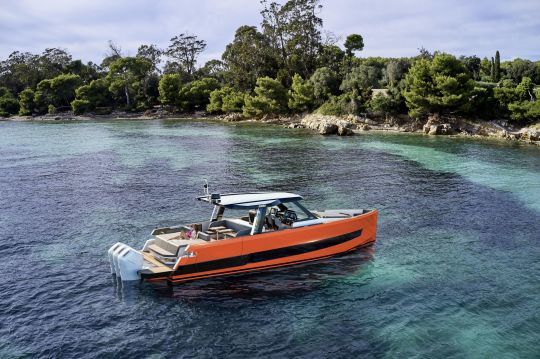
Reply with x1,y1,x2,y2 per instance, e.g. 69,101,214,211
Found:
1,0,539,146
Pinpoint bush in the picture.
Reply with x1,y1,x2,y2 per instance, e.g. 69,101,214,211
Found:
180,78,220,111
0,96,20,117
508,100,540,122
18,88,35,115
288,74,315,112
403,53,475,117
207,87,245,113
207,88,226,113
158,74,182,108
48,105,56,114
71,99,91,115
222,91,245,113
316,94,359,116
309,67,340,104
340,65,381,93
74,79,113,112
243,77,288,117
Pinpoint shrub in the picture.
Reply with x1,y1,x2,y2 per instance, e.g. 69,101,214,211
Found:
180,78,220,111
158,74,182,108
222,91,245,113
18,88,35,115
0,96,20,117
74,79,113,112
403,53,475,117
288,74,315,112
243,77,288,117
309,67,340,104
316,94,359,116
71,99,91,115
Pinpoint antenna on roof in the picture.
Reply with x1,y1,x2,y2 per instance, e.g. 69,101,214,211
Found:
203,179,209,197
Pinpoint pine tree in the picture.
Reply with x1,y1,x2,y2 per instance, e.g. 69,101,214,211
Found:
494,50,501,82
490,57,495,82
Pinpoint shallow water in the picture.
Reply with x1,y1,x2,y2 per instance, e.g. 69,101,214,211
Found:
0,119,539,358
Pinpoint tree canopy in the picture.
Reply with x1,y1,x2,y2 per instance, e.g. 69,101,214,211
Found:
0,0,538,124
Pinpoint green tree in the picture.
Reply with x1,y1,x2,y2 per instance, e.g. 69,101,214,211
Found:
309,67,340,104
196,59,227,82
344,34,364,57
207,87,245,113
18,88,35,115
459,55,481,80
479,57,492,81
369,84,406,117
260,0,323,80
494,50,501,82
179,78,220,111
34,74,81,112
222,90,245,113
49,74,82,107
384,59,410,87
508,101,540,122
490,57,495,81
403,53,475,117
107,57,152,108
137,44,162,74
0,87,19,116
316,93,359,116
243,77,288,116
0,51,41,94
288,74,315,112
158,74,183,108
165,33,206,79
222,25,278,91
340,65,381,94
71,78,113,113
504,58,538,84
317,45,345,75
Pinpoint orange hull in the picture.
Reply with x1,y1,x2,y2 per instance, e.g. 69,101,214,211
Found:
142,210,378,284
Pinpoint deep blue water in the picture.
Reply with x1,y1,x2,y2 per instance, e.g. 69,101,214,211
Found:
0,119,539,358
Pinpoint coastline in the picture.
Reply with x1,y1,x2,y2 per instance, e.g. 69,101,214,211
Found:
4,110,540,146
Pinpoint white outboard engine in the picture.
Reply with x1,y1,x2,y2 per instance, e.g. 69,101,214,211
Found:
108,242,143,281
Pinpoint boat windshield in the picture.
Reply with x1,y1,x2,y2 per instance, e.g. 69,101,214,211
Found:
273,200,316,222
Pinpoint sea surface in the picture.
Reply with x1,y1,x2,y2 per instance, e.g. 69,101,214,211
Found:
0,119,539,358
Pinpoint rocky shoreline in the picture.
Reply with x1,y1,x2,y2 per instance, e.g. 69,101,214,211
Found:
5,110,540,146
219,112,540,146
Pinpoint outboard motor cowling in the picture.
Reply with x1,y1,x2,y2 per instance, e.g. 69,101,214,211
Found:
108,242,143,281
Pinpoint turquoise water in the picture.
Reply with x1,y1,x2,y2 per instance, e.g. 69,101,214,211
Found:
0,119,539,358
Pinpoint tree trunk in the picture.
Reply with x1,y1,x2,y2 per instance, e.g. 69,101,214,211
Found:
124,84,131,107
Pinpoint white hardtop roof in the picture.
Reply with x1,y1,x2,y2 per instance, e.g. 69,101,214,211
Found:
198,192,303,208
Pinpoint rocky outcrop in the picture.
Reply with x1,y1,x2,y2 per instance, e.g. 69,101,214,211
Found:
422,115,457,135
218,113,244,122
300,114,355,136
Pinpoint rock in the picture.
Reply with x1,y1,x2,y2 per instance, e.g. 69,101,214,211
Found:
318,123,338,135
428,124,440,135
364,118,378,125
425,122,456,135
519,128,540,141
222,113,244,122
337,126,354,136
300,114,355,136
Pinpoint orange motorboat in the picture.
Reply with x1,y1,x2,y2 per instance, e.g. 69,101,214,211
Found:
108,187,378,284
